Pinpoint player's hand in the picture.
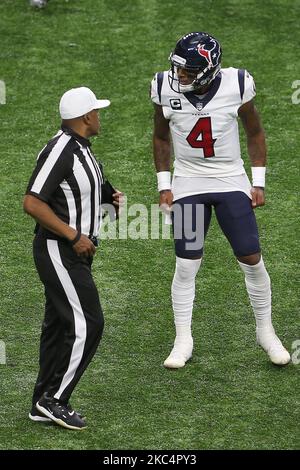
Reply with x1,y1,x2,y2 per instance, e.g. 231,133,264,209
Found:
112,190,124,207
112,190,125,216
159,190,173,214
72,234,96,257
113,189,124,209
251,187,265,208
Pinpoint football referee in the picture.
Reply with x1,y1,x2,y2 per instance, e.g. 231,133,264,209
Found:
23,86,121,430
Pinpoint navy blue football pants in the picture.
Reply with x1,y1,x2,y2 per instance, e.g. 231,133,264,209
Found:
172,191,261,259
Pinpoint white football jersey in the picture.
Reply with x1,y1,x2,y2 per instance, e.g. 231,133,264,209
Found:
151,67,256,177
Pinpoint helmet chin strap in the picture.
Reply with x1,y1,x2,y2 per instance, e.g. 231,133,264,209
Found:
178,83,196,93
171,65,217,93
170,68,198,93
168,65,220,94
177,73,211,93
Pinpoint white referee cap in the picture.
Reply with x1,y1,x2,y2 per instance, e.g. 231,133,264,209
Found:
59,86,110,119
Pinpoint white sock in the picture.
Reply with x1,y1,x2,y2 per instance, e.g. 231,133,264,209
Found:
238,256,273,330
171,256,202,340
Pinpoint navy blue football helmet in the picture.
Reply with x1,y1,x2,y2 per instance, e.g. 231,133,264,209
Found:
168,32,222,93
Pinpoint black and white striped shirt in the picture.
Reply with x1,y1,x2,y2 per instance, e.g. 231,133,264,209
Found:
26,126,103,238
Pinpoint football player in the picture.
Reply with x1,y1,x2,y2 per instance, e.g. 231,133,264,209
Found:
151,32,290,368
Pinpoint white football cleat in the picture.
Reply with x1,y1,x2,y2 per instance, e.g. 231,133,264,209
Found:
256,327,290,365
164,337,193,369
29,0,48,8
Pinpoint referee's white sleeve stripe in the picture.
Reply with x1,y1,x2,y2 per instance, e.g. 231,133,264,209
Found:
46,240,87,400
83,148,101,236
72,153,92,235
61,181,77,230
30,133,71,194
86,149,103,234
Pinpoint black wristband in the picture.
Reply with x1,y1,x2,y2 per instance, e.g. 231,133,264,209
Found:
69,231,81,246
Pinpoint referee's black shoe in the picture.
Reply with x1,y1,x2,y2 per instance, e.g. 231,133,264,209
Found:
36,393,87,430
29,405,52,423
29,403,86,423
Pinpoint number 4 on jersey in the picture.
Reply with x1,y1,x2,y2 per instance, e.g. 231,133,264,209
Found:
186,117,216,158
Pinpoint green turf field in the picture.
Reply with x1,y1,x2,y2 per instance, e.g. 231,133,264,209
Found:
0,0,299,450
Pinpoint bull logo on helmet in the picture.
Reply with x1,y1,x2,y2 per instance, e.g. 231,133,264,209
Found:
197,43,214,66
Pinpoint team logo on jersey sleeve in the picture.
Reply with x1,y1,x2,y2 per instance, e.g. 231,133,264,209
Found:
170,98,182,110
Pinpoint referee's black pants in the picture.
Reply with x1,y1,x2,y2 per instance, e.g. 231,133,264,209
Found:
31,236,104,406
